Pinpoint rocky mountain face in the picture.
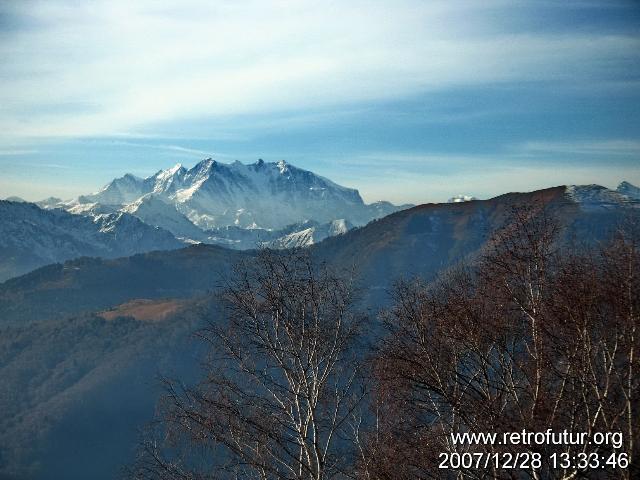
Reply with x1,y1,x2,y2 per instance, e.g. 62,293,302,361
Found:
0,200,182,282
566,183,638,207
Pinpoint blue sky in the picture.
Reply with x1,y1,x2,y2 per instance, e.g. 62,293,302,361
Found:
1,0,639,204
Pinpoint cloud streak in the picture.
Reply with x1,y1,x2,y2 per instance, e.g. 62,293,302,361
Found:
108,140,215,158
0,149,38,156
1,0,638,139
516,140,640,157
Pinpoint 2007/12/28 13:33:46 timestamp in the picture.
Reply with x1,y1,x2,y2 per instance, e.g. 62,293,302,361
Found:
438,451,630,470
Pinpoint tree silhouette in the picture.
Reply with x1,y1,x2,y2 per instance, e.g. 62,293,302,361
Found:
132,250,368,480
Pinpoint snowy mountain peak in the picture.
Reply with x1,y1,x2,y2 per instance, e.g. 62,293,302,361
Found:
35,197,64,209
448,194,477,203
187,157,219,182
196,157,216,172
152,163,187,194
565,184,638,208
616,181,640,200
157,163,185,179
78,172,146,205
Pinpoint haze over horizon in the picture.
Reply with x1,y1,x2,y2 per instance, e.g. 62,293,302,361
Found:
1,0,639,204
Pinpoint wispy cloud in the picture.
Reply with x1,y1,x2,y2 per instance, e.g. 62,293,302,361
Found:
108,140,214,158
31,163,72,169
2,1,638,202
0,149,39,156
515,140,640,157
1,0,638,139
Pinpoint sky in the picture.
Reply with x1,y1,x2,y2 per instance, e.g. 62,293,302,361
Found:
0,0,639,204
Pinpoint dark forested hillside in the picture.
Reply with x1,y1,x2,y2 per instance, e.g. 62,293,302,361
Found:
0,296,219,480
0,245,244,325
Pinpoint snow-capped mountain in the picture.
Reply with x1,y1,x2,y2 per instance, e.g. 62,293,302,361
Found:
3,183,639,480
0,160,411,282
56,158,411,247
266,219,353,249
364,200,411,219
448,194,477,203
617,181,640,200
565,183,640,208
78,173,149,205
197,219,351,250
0,200,182,282
68,158,409,232
35,197,63,209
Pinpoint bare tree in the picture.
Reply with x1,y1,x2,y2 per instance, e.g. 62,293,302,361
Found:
366,204,639,479
132,250,368,480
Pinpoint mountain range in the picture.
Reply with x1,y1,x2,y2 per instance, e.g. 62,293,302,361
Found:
65,157,408,232
2,162,638,283
0,159,414,281
1,178,639,479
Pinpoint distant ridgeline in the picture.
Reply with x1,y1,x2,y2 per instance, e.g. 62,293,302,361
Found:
1,158,637,284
